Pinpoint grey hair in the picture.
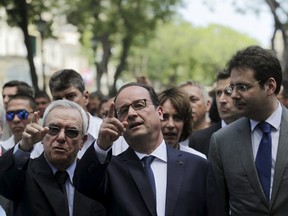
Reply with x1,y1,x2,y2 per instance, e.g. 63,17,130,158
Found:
42,100,88,135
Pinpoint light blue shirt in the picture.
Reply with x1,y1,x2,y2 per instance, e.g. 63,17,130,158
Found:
13,144,76,216
250,102,282,199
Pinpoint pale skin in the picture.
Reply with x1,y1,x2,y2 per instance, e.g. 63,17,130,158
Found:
20,108,87,170
97,86,163,154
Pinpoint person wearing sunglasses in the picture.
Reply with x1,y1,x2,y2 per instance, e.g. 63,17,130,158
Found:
0,100,105,215
0,94,36,153
189,69,243,157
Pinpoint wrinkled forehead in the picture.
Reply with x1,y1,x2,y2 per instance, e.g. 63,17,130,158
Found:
45,107,82,126
115,86,150,107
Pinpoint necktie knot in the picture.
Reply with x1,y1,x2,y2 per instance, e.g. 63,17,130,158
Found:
258,122,271,134
55,171,69,187
142,156,155,167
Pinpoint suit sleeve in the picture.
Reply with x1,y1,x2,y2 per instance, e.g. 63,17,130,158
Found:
74,143,110,203
0,148,28,201
209,133,230,216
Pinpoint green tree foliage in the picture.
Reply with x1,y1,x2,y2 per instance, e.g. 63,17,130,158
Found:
203,0,288,79
127,20,259,88
65,0,183,96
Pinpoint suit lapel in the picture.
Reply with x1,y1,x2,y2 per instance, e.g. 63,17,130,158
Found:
270,108,288,206
235,118,267,203
120,148,157,216
165,146,185,215
31,154,68,216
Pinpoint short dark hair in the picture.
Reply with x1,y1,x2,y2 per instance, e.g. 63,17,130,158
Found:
8,94,37,111
158,86,192,141
49,69,85,93
227,45,282,94
3,80,34,97
114,82,160,107
216,69,230,82
34,90,51,102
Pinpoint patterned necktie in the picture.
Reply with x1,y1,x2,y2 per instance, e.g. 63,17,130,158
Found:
55,171,69,215
142,156,156,199
255,122,272,202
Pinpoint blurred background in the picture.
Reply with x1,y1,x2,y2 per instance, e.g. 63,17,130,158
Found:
0,0,286,97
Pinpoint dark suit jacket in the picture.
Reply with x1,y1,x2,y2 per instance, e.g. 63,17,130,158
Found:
209,108,288,215
74,143,223,216
0,149,105,216
189,122,221,157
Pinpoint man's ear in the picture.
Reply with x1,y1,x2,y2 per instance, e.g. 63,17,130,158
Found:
266,78,277,95
83,91,89,106
157,106,163,121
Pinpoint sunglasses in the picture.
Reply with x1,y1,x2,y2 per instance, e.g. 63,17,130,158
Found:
47,125,81,139
6,109,32,121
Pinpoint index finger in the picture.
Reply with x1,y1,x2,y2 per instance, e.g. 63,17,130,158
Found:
107,102,116,118
30,111,39,124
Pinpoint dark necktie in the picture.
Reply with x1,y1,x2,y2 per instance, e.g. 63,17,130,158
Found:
255,122,272,202
55,171,69,215
142,156,156,199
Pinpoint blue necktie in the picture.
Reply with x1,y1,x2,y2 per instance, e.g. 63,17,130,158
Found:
142,156,156,199
255,122,272,202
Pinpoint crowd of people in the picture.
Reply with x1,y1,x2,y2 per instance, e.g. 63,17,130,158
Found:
0,45,287,215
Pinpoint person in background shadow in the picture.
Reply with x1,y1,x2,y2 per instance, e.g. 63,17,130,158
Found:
34,90,51,119
189,70,242,157
179,80,212,132
0,100,105,216
74,82,222,216
277,79,288,108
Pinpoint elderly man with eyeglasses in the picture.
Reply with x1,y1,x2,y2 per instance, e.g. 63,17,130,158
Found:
0,100,105,215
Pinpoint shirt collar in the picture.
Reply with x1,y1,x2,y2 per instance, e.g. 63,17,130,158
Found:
250,102,282,131
135,140,167,163
47,159,77,184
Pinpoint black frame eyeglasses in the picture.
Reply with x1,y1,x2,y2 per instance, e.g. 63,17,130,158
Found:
226,80,261,94
6,109,33,121
47,125,82,139
116,99,150,119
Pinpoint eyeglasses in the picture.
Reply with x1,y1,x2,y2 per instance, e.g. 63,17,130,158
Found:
6,109,33,121
47,125,81,139
226,80,261,94
116,99,150,119
216,88,232,97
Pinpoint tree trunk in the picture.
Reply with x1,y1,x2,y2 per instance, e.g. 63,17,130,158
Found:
95,33,111,94
17,0,39,92
109,35,132,97
266,0,288,79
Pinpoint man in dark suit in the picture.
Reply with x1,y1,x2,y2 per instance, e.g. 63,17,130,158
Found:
0,100,105,216
74,82,223,216
209,45,288,215
189,70,242,157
